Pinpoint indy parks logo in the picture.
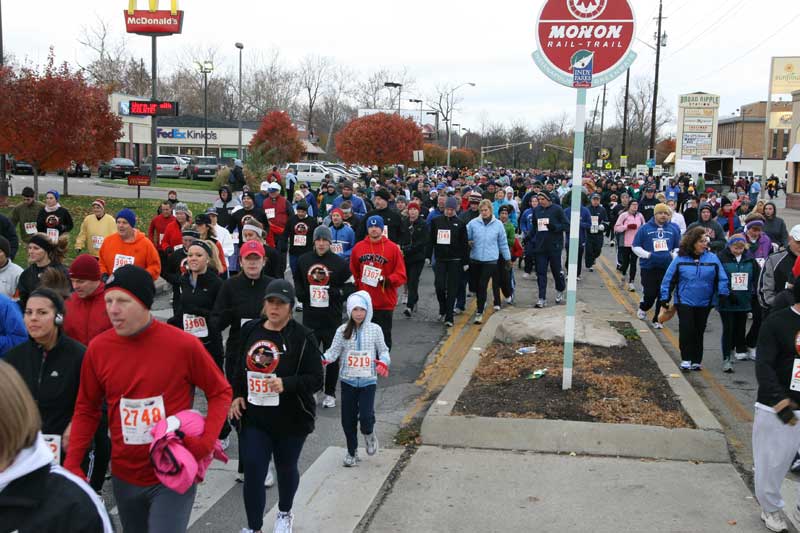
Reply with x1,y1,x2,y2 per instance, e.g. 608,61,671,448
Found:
570,50,594,88
567,0,608,21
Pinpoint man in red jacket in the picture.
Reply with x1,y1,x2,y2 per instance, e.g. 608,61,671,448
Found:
350,215,407,348
64,254,112,346
262,182,293,273
64,265,232,533
148,202,175,249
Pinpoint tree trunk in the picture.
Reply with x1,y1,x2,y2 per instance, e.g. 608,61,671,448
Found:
324,116,336,154
63,171,68,197
33,168,39,198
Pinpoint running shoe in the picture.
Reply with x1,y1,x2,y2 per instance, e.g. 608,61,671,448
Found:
402,295,408,305
637,309,647,320
219,436,230,451
365,433,379,456
522,273,530,279
722,360,733,373
733,352,749,361
274,511,294,533
403,308,412,318
680,361,691,371
322,395,336,409
454,307,464,315
652,322,663,330
506,295,514,305
343,454,358,467
445,320,454,327
493,305,501,311
761,510,787,533
748,347,757,360
691,363,703,371
790,452,800,473
627,283,636,292
576,276,581,281
265,463,275,488
588,267,594,272
535,299,545,308
438,314,446,322
555,292,565,304
474,313,483,325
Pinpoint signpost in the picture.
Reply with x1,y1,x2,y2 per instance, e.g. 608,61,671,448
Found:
127,174,151,199
533,0,636,390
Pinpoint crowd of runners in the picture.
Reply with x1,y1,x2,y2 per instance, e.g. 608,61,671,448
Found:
0,167,798,532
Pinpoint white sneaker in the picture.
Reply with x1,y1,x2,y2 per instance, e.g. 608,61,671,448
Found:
493,305,501,311
265,463,275,487
734,352,749,361
535,299,545,308
402,295,408,305
506,295,514,305
343,453,358,467
761,510,788,532
652,322,663,330
637,309,647,320
474,313,483,324
295,303,303,312
322,395,336,408
219,436,230,451
680,361,691,371
748,347,757,360
454,307,464,315
555,292,565,304
627,283,636,292
274,510,294,533
365,432,379,456
241,528,255,533
522,273,530,279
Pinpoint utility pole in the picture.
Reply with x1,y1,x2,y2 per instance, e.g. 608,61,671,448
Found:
585,94,600,168
150,36,158,186
598,84,607,168
621,68,630,176
648,0,663,177
0,0,6,200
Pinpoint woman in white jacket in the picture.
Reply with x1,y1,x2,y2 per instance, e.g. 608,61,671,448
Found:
323,291,390,467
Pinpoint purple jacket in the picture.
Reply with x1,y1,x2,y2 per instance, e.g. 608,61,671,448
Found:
745,233,772,260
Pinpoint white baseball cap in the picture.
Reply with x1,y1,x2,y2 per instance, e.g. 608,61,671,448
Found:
268,182,281,191
260,182,270,192
789,224,800,241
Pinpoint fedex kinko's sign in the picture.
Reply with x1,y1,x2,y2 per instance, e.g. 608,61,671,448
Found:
124,0,184,35
532,0,636,88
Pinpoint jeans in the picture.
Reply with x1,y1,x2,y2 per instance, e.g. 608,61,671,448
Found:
618,247,638,282
534,252,565,300
719,310,748,359
639,268,667,321
676,304,712,364
340,382,377,456
240,426,306,530
470,261,498,313
434,260,461,320
372,309,393,349
405,260,425,311
289,253,300,278
112,476,197,533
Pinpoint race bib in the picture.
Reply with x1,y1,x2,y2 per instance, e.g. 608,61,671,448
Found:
331,242,344,255
232,232,240,244
731,272,749,291
24,222,37,235
590,216,599,234
361,265,382,287
247,371,279,406
537,218,549,232
42,434,61,464
173,244,182,251
92,235,104,250
265,208,276,219
325,204,331,213
113,254,135,271
310,286,329,308
293,234,307,247
183,314,208,337
756,258,766,268
120,395,165,445
653,239,668,252
791,359,800,392
344,350,372,379
382,225,389,238
47,228,59,243
437,229,451,245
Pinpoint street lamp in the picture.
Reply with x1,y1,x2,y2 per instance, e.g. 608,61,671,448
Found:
235,43,244,160
446,82,475,167
196,60,214,156
384,82,402,113
409,98,423,125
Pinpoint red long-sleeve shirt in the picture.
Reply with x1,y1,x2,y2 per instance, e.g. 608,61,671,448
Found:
148,214,176,248
350,235,408,311
64,320,232,486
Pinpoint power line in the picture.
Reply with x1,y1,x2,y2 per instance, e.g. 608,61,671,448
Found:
665,0,749,60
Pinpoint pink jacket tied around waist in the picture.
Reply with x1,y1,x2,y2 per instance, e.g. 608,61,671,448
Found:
149,409,228,494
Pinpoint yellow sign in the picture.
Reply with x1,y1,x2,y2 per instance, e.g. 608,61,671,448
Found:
770,57,800,96
599,148,611,160
604,162,613,170
128,0,178,15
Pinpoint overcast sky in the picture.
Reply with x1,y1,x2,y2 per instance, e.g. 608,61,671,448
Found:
4,0,800,135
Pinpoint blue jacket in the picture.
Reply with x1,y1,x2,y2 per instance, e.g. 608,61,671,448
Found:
716,248,758,312
492,200,517,226
665,186,681,202
332,194,367,217
303,191,319,218
519,207,535,235
716,214,743,236
526,204,567,255
563,206,591,245
0,293,26,356
660,252,729,307
329,223,356,260
632,219,681,270
467,216,511,262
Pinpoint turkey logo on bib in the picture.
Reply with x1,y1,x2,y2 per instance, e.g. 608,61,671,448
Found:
246,340,282,374
306,263,331,286
45,214,60,228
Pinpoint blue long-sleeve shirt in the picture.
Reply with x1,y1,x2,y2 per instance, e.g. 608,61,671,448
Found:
632,219,681,270
0,293,26,356
332,194,367,217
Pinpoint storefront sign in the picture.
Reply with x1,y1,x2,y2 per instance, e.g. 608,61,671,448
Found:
679,93,720,108
676,92,720,160
157,128,218,141
770,57,800,96
129,100,179,117
769,111,794,130
125,0,184,36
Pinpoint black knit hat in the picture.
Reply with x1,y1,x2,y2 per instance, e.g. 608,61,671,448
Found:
105,265,155,309
0,236,10,258
29,234,54,253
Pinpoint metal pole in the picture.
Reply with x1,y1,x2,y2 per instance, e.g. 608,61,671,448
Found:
237,47,243,159
621,68,630,176
397,86,401,114
203,70,208,157
0,0,7,199
563,87,587,390
598,84,607,165
446,120,453,168
761,59,774,194
648,0,663,177
150,36,158,185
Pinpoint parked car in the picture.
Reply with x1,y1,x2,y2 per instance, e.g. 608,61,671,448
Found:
284,162,330,186
98,158,139,179
188,156,220,180
140,155,186,178
10,160,35,175
57,161,91,177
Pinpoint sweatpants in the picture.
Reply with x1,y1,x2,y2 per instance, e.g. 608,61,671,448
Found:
434,260,461,320
746,298,763,349
112,476,197,533
470,261,498,313
405,260,425,311
315,327,338,397
676,304,712,364
372,309,393,349
719,310,748,359
240,426,306,531
455,267,469,310
618,247,638,282
639,268,667,321
88,408,111,492
585,234,603,268
534,252,566,300
340,382,377,456
564,243,584,277
753,406,800,513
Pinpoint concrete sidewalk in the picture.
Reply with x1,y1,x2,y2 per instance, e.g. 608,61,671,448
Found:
367,446,763,533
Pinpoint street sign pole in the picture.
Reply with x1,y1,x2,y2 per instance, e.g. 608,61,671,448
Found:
563,87,586,390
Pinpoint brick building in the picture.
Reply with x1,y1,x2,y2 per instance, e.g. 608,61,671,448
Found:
717,101,792,175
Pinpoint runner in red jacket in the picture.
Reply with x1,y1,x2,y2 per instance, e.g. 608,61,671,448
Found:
350,215,407,349
64,265,232,533
64,254,112,346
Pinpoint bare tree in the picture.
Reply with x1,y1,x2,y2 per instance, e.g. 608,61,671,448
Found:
613,76,672,164
298,55,332,139
427,83,465,147
320,65,356,153
77,16,136,91
354,68,391,109
243,50,299,120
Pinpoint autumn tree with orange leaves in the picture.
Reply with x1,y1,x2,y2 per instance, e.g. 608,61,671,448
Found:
336,113,423,169
0,50,122,197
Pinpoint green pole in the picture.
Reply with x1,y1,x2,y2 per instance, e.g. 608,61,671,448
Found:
563,87,587,390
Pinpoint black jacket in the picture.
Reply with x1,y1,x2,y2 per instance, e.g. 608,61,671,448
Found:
5,333,86,435
401,217,429,264
230,207,268,236
285,214,318,257
756,307,800,406
235,318,323,436
164,246,188,286
427,214,468,262
36,206,73,235
0,212,19,259
0,462,110,533
357,207,405,244
295,249,354,330
639,196,659,222
18,263,71,311
179,270,224,360
211,270,275,359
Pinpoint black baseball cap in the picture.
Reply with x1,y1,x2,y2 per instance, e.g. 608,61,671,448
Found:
264,279,295,305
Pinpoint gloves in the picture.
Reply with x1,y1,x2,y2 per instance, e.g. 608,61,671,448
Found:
658,300,670,309
775,399,799,425
425,258,432,266
504,261,512,271
182,434,212,461
321,357,329,367
598,224,605,232
463,263,470,272
627,223,637,230
376,360,389,377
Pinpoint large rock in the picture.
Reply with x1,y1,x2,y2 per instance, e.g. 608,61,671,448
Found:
494,302,626,348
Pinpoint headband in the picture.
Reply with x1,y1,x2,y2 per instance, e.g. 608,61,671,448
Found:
727,235,746,246
189,239,214,258
745,220,765,230
242,223,264,237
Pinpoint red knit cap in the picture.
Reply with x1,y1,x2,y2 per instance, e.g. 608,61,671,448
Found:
68,254,101,281
407,201,421,211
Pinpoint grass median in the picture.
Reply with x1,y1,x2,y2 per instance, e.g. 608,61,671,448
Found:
100,177,218,191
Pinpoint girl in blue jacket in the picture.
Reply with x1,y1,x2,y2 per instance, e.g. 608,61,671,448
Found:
660,226,729,371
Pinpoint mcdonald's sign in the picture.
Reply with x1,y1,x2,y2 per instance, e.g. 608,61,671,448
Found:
124,0,184,35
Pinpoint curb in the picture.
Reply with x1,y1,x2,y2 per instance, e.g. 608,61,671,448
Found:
420,309,731,463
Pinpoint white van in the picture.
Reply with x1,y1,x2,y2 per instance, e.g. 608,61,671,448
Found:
287,162,327,186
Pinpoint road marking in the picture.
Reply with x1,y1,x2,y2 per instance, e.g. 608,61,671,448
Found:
597,255,753,423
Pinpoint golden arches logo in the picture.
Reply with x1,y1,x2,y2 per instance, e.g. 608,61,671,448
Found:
127,0,178,15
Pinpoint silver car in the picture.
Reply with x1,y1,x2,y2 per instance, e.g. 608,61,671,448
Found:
140,155,185,178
